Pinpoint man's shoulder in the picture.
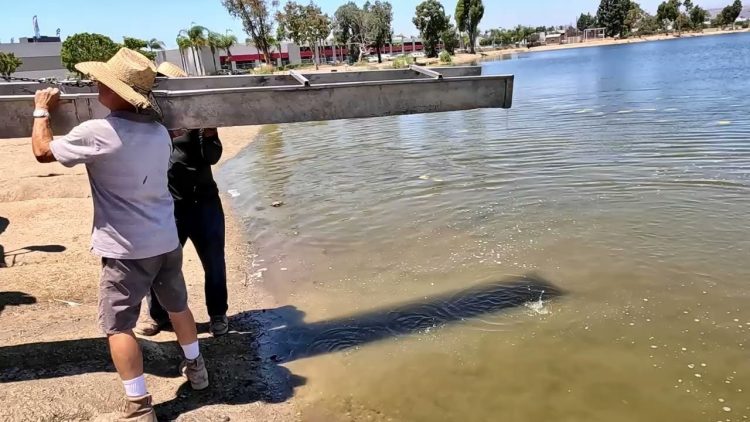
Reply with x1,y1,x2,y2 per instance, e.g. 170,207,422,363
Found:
71,118,105,129
70,118,115,137
106,114,169,137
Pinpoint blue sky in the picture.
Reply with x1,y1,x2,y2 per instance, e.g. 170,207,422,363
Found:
1,0,726,48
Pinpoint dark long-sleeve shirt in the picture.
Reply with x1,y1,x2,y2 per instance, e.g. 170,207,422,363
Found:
168,129,223,203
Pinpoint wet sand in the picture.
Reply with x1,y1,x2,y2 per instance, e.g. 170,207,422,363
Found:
0,127,298,421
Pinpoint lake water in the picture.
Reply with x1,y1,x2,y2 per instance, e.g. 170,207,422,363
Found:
219,33,750,421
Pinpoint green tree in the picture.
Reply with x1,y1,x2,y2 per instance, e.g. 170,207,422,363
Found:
656,0,681,33
689,5,708,30
179,25,208,75
367,1,393,63
455,0,484,54
276,1,331,69
60,32,120,74
122,37,156,61
413,0,451,58
719,0,743,29
624,2,645,35
0,52,23,78
441,24,459,54
637,13,661,35
334,2,369,62
597,0,632,37
577,13,597,30
222,0,275,64
123,37,147,50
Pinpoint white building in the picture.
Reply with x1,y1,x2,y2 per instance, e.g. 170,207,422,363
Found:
156,42,304,76
0,38,67,80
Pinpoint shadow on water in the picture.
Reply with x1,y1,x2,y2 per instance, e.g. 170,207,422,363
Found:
256,274,563,363
0,274,562,419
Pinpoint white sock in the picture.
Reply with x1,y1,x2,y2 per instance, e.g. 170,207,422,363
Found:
123,375,148,397
181,341,200,360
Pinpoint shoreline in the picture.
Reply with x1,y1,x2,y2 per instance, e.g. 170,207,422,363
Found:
291,28,750,73
0,126,297,421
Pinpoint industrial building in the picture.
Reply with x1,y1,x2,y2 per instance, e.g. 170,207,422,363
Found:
0,36,67,80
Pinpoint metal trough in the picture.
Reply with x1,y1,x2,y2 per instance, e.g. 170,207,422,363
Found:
0,66,513,139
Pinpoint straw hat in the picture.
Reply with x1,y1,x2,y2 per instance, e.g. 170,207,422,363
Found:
75,48,157,108
156,61,188,78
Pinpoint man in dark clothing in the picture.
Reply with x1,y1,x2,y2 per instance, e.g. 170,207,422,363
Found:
136,125,230,337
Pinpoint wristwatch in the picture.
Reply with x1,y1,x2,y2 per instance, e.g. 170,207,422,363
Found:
33,109,50,118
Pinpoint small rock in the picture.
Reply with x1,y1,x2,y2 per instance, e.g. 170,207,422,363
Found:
271,201,284,208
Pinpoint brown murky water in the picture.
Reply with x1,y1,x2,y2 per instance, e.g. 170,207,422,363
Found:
219,34,750,421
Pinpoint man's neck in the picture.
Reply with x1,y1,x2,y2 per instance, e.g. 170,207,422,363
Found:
109,104,138,113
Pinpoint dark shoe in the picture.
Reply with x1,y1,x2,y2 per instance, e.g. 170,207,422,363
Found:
209,315,229,337
179,354,209,390
94,394,156,421
134,317,170,337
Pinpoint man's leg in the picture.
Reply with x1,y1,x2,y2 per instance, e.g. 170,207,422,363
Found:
192,198,229,335
108,332,144,380
152,247,209,390
136,206,192,336
99,256,160,420
134,289,171,336
146,288,170,324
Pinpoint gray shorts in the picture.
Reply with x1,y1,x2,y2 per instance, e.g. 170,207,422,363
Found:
98,247,188,335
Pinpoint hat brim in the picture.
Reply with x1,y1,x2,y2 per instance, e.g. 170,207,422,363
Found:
75,61,151,108
157,63,188,78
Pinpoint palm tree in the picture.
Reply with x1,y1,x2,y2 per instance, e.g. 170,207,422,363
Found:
216,32,238,71
207,31,222,73
179,24,208,75
176,36,192,74
147,38,165,52
220,31,238,57
146,38,165,62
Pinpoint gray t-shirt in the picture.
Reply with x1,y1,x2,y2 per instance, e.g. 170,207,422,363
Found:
50,111,179,260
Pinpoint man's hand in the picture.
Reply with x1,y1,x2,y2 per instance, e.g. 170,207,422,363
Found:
34,87,60,111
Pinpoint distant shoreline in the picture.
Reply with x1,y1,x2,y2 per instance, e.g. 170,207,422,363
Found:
295,28,750,73
469,28,750,60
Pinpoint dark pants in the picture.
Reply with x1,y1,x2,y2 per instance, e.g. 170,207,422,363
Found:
149,197,228,322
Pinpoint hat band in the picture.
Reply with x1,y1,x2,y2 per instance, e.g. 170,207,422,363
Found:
132,85,152,97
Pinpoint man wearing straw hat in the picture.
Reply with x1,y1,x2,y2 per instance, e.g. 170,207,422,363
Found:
133,61,230,338
30,48,208,420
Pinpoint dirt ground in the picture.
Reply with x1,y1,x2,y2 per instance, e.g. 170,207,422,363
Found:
0,127,300,421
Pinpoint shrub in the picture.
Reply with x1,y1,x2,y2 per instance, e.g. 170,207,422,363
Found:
392,55,412,69
439,50,453,64
254,64,276,75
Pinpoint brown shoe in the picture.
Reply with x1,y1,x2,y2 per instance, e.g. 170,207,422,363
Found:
134,317,170,337
179,354,209,390
94,395,157,422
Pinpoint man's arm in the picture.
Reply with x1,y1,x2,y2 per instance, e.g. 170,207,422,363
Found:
198,128,223,165
31,88,60,163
